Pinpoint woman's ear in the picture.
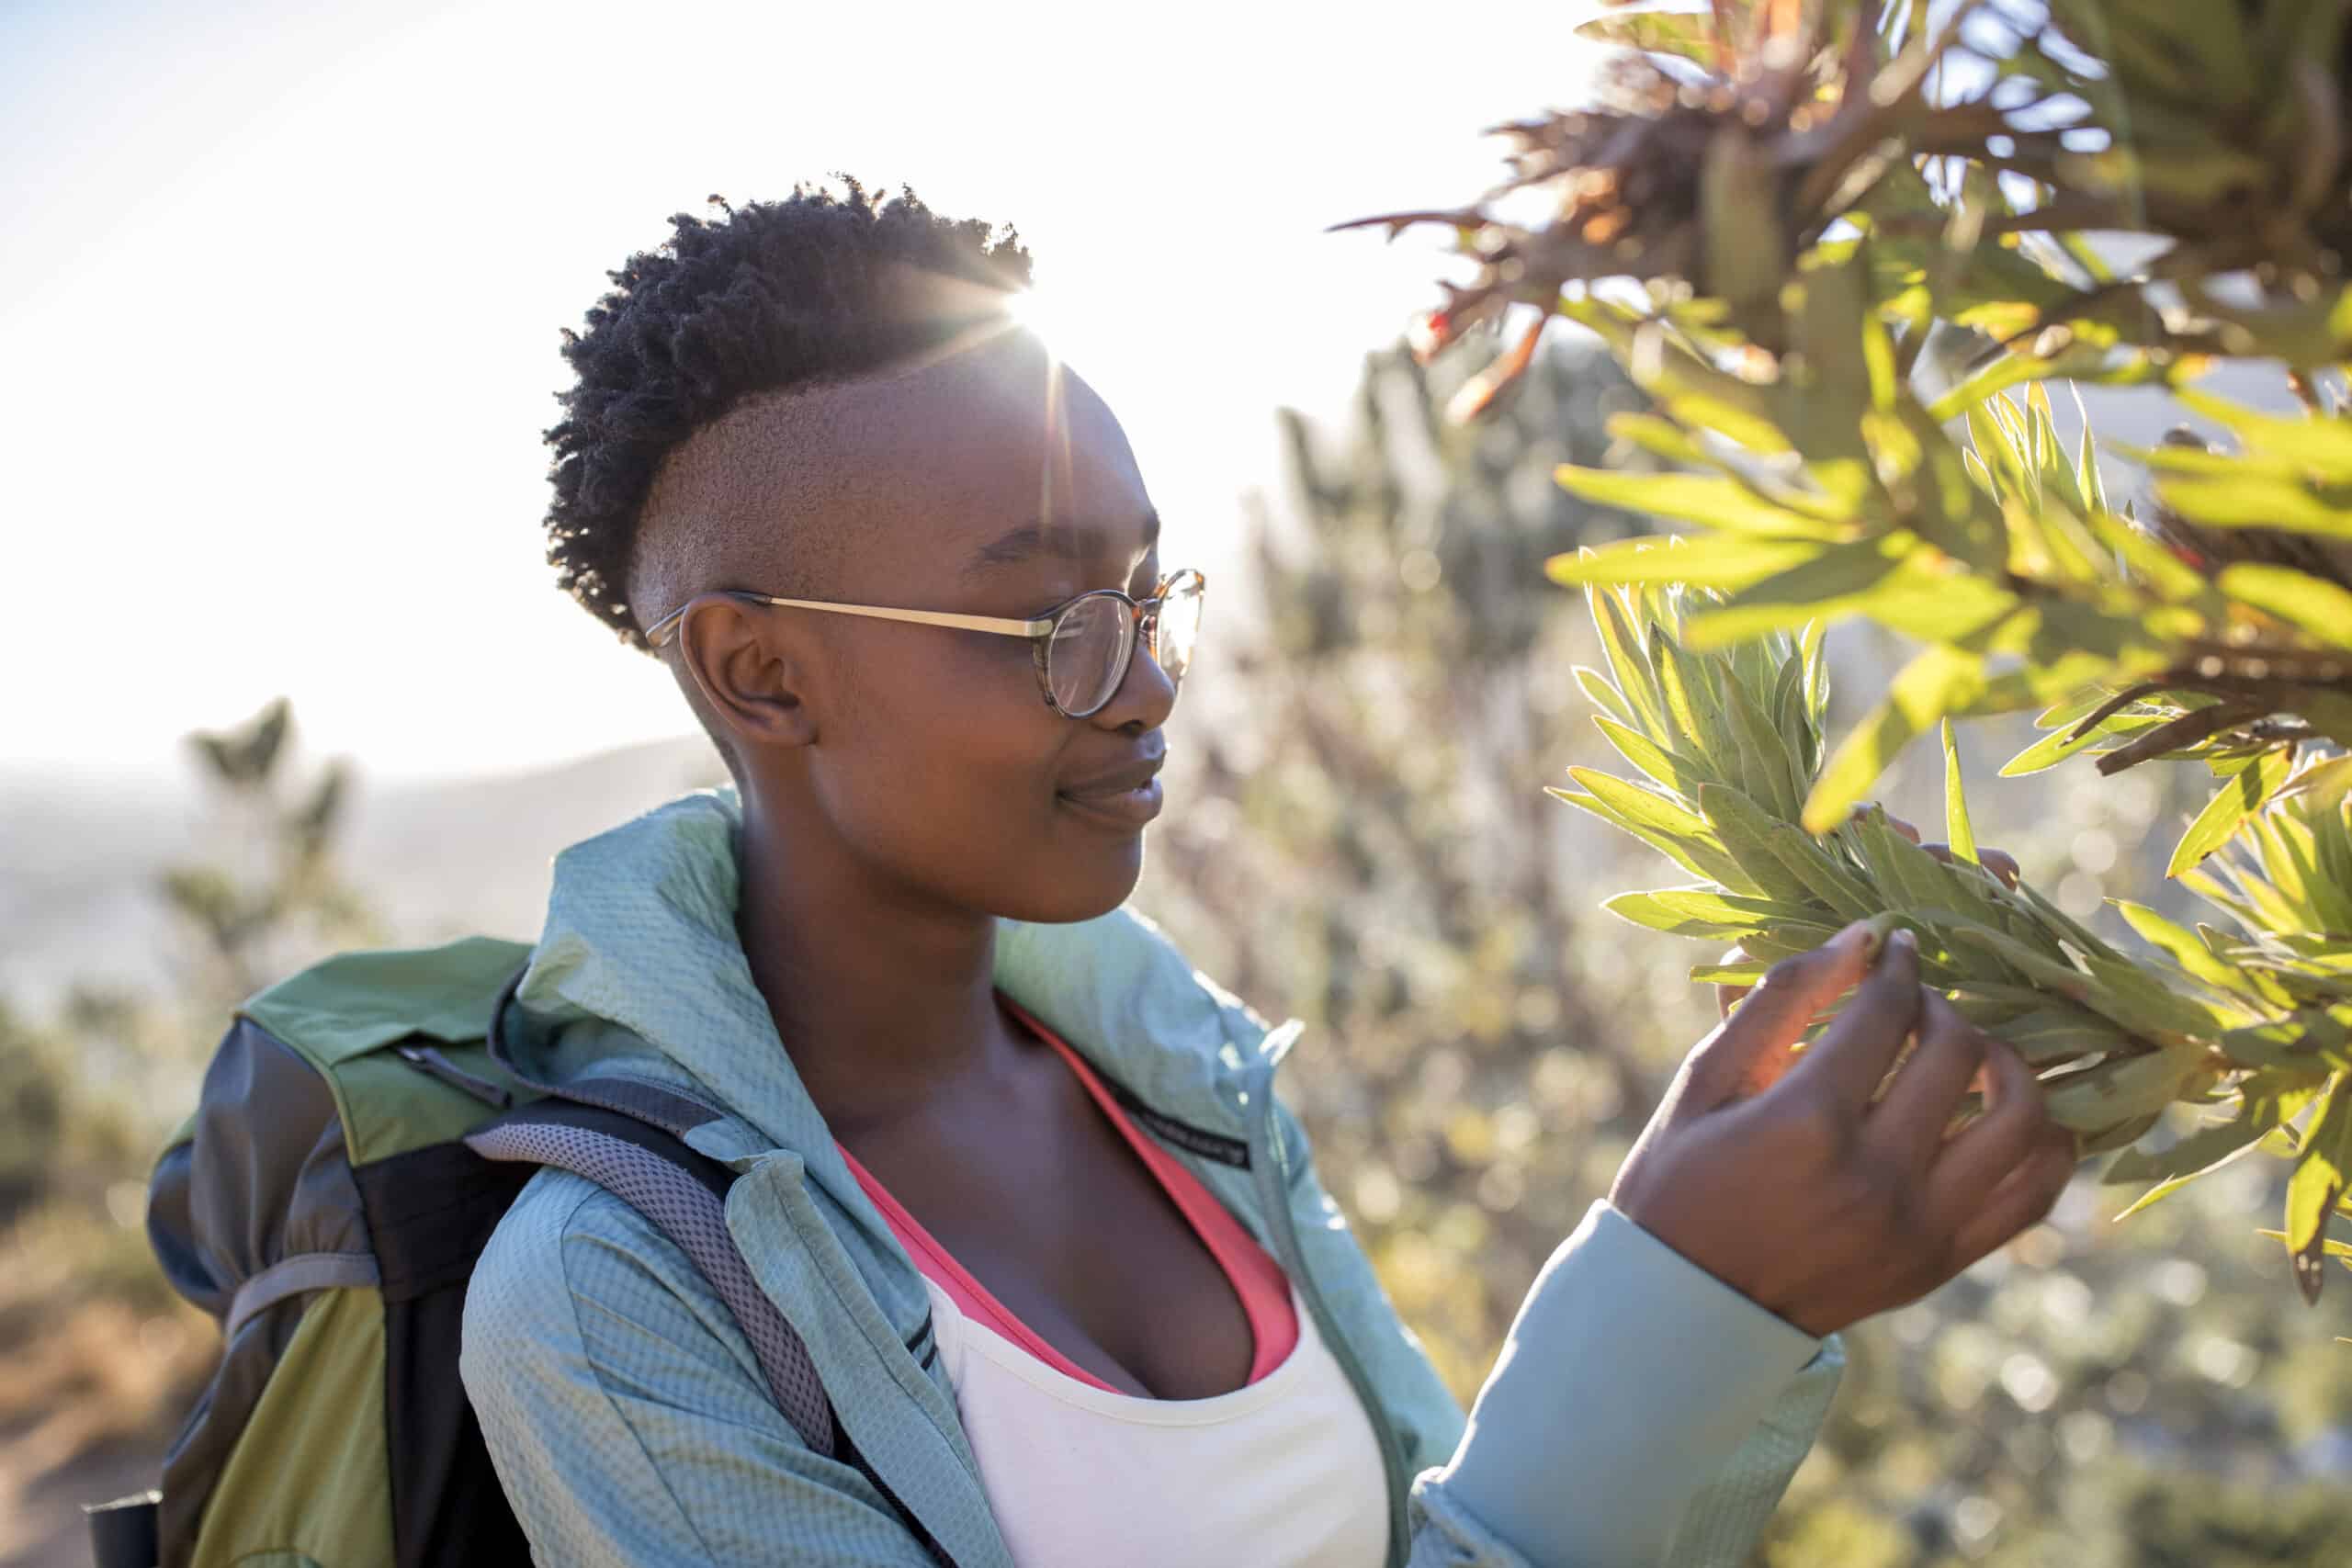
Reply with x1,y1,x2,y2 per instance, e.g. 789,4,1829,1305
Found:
673,596,820,753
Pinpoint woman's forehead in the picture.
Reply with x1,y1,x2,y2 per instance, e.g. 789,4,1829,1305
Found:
638,330,1153,614
775,339,1151,580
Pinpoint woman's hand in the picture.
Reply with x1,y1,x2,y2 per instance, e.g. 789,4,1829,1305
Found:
1610,919,2075,1339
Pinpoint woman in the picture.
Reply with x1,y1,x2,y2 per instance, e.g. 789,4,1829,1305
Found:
459,180,2076,1567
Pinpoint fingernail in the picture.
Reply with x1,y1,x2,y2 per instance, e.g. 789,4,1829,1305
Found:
1890,930,1917,958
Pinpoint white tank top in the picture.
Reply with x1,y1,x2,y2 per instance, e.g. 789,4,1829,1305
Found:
923,1275,1393,1568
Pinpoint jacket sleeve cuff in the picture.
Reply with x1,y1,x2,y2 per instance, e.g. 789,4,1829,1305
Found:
1422,1198,1828,1566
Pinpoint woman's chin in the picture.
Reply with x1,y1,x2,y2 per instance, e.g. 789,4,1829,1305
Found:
996,845,1145,925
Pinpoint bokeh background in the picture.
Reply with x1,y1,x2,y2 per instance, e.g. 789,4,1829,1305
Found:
7,3,2351,1564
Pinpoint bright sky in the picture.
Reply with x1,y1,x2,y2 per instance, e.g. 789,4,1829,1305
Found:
4,0,1597,781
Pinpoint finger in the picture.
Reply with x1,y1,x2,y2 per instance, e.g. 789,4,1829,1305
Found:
1716,944,1755,1020
1847,804,1922,845
1918,839,2022,891
1918,841,2013,888
1921,1037,2053,1228
1685,920,1874,1112
1782,930,1925,1116
1945,1124,2076,1271
1866,992,1989,1173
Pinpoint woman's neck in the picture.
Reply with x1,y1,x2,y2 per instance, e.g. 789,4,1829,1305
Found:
731,795,1023,1137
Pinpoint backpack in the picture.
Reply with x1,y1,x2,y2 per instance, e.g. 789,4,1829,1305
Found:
116,934,952,1568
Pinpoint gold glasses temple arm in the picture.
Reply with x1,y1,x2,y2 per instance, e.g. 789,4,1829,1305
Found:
646,591,1054,649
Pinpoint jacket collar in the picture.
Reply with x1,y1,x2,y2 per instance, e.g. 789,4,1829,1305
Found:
501,786,1298,1218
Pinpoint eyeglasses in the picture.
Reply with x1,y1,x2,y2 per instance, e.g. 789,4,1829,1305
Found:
645,568,1206,719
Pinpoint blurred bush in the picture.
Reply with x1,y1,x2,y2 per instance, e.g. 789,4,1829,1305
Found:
0,698,375,1562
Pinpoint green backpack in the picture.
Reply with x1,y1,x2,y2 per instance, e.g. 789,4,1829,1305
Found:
119,934,949,1568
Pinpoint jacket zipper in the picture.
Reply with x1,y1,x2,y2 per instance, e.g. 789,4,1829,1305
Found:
1245,1051,1412,1568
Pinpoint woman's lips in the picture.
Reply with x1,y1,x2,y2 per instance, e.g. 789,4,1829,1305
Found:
1056,774,1165,829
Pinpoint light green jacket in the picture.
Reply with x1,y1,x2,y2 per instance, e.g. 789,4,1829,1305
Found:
460,787,1843,1566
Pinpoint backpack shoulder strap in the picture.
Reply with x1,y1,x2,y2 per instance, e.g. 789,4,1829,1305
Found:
468,962,958,1568
462,1099,836,1455
466,954,831,1450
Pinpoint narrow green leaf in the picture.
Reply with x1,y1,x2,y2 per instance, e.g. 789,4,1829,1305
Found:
1941,718,1978,864
2106,1099,2303,1214
2256,1229,2352,1257
1697,783,1831,907
2074,388,2109,513
2287,1071,2352,1257
2009,875,2130,963
1928,348,2060,423
2083,502,2211,603
1725,677,1803,821
1651,887,1826,928
1593,716,1714,800
1898,402,2010,571
2218,563,2352,651
1800,616,1829,722
1589,584,1669,742
1663,633,1745,782
1546,534,1825,588
2224,1008,2352,1076
1757,827,1881,922
1555,296,1793,454
1602,890,1752,940
1546,786,1758,894
2170,749,2293,878
1681,539,1906,649
1650,624,1710,754
1861,570,2020,646
2177,388,2352,484
1569,8,1715,62
1985,1009,2138,1066
2184,866,2266,932
1857,810,1965,919
2081,950,2238,1040
1552,468,1839,538
2154,475,2352,540
1566,767,1710,840
1772,653,1814,779
1574,665,1636,728
2003,708,2161,776
1803,646,1987,833
1603,412,1716,470
2041,1050,2204,1134
2035,685,2120,731
2112,899,2259,995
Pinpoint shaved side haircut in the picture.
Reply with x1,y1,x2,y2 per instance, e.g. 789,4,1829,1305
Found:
550,181,1039,649
540,177,1033,773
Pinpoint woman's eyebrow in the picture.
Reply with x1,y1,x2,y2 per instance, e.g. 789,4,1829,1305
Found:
961,509,1159,579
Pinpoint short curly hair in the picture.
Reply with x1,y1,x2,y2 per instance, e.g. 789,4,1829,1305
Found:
542,176,1035,652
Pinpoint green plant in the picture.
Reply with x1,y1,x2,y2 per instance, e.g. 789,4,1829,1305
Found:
1561,576,2352,1258
1354,0,2352,1300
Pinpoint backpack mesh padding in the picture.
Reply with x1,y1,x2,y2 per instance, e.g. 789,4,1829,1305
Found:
463,1117,837,1455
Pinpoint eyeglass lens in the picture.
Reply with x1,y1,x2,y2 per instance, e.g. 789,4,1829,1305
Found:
1043,574,1203,716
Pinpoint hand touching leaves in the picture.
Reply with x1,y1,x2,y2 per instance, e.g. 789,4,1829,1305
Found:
1613,919,2076,1339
